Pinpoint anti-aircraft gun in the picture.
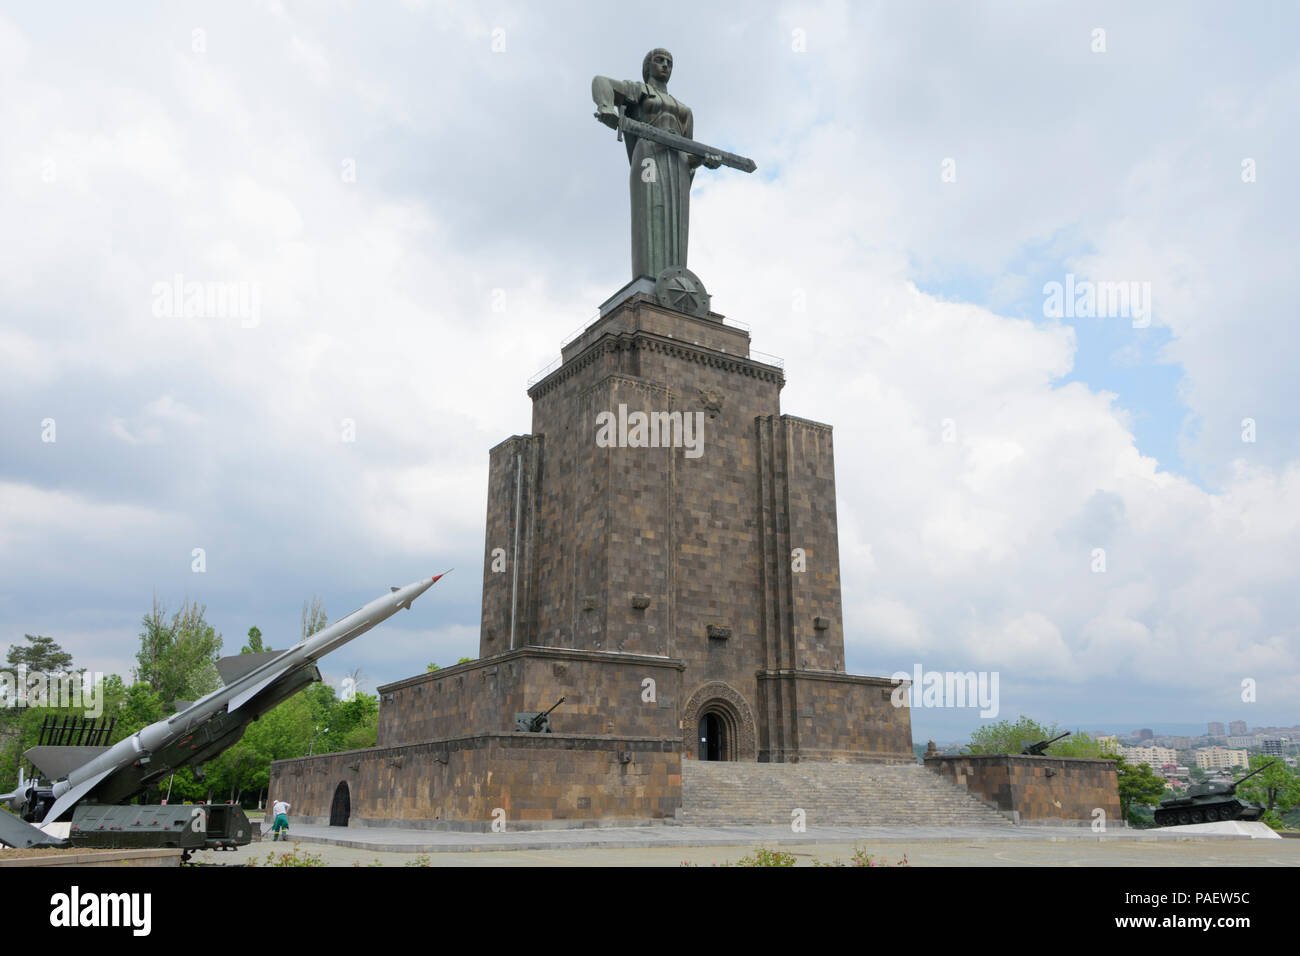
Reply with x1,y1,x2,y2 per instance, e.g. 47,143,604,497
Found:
1020,731,1071,756
1153,762,1274,827
514,696,566,733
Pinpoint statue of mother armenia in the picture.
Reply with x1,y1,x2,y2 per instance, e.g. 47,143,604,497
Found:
592,48,756,317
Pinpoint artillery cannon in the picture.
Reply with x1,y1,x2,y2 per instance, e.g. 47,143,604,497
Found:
514,696,566,733
1153,762,1273,827
1020,731,1071,756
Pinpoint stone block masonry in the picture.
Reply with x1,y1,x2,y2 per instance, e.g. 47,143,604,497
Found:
282,287,914,831
925,754,1122,824
271,734,681,830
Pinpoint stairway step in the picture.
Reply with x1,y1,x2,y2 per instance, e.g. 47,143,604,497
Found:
677,761,1012,827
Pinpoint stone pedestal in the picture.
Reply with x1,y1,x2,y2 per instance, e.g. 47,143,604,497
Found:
479,288,912,763
276,290,913,830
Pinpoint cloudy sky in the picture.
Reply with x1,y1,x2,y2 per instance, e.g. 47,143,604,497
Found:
1,1,1296,742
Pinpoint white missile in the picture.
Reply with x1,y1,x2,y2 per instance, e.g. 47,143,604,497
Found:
33,572,449,826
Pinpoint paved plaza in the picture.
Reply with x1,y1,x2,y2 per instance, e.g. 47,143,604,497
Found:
191,823,1300,867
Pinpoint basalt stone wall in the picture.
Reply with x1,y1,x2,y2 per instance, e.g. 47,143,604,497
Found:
925,754,1121,823
756,672,914,763
480,434,541,653
755,415,846,675
460,294,914,764
377,647,684,746
270,733,681,830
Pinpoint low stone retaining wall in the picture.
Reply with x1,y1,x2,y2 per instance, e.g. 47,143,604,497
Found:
925,754,1121,825
271,732,681,831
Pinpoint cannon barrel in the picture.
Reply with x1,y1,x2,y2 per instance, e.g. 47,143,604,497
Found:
1230,762,1274,790
1021,731,1072,755
525,696,566,733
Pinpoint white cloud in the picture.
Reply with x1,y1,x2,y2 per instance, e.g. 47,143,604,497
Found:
0,4,1296,731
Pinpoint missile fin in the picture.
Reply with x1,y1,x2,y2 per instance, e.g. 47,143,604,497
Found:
216,650,283,685
24,745,110,781
40,767,114,826
227,668,290,713
0,809,68,849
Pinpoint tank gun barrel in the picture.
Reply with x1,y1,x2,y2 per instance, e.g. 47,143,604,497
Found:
1232,762,1274,788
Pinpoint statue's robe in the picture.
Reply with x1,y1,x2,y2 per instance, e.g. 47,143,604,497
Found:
593,78,697,279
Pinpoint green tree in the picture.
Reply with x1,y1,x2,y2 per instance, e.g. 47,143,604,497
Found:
967,715,1107,757
6,634,75,672
457,657,476,665
426,662,441,672
134,598,223,708
1116,756,1167,823
241,626,269,655
112,681,166,738
968,716,1056,754
1236,756,1300,826
332,692,380,750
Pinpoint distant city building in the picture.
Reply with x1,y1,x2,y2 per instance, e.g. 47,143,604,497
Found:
1227,735,1257,749
1261,738,1285,756
1121,745,1178,767
1136,728,1154,740
1196,747,1248,771
1208,722,1225,737
1095,734,1119,752
1229,720,1248,735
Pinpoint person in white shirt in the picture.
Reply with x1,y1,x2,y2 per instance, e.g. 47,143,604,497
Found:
270,799,291,841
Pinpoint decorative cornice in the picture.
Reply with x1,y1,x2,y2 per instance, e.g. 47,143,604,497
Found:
528,330,784,400
378,645,686,694
779,414,834,434
756,669,902,688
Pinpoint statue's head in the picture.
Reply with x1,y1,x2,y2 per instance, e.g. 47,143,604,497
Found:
642,48,673,84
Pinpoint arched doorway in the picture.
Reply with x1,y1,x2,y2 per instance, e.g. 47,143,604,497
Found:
681,681,758,761
698,711,728,761
329,781,350,827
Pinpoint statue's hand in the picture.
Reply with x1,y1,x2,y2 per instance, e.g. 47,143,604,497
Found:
703,154,722,170
594,109,620,131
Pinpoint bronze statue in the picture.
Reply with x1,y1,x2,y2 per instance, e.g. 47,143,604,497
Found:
592,49,755,311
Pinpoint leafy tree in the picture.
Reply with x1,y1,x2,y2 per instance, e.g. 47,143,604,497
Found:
241,626,269,655
967,715,1107,758
426,662,441,672
1051,732,1110,759
1236,756,1300,826
6,634,75,672
968,716,1056,755
457,657,476,664
968,715,1052,754
1116,756,1167,823
333,692,380,750
111,681,166,738
134,598,223,708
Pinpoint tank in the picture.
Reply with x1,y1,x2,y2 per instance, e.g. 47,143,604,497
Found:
1153,763,1272,827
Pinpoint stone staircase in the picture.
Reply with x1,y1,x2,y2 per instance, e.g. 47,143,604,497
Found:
678,760,1014,827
